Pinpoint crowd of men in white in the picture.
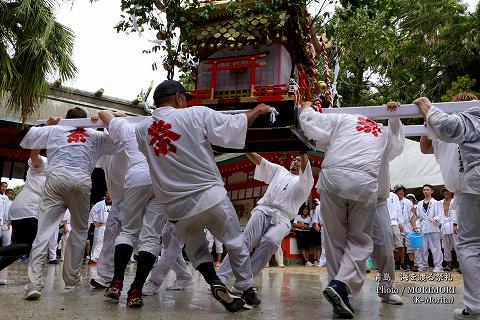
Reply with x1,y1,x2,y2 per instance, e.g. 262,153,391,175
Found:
0,80,478,320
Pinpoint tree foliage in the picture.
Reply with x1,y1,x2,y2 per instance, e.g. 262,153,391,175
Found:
0,0,77,122
330,0,480,106
103,0,337,81
442,75,479,101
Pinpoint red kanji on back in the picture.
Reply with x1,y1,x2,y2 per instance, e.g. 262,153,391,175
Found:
148,120,181,156
67,128,90,143
356,117,382,137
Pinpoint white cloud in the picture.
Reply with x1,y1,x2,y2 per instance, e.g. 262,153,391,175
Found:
55,1,168,101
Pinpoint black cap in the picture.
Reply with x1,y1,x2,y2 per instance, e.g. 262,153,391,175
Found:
153,80,194,104
393,184,407,193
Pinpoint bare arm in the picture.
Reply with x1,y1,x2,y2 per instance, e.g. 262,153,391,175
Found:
245,103,271,127
97,110,127,125
30,150,43,168
420,136,434,154
245,152,263,165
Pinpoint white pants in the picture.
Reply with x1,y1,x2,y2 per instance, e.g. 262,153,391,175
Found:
275,247,284,266
96,200,123,283
27,170,91,292
0,227,12,246
371,202,395,297
322,191,375,296
206,230,223,254
218,208,291,282
319,231,326,265
443,233,458,262
417,232,443,271
48,226,59,261
91,225,106,262
172,196,254,292
457,193,480,313
60,231,70,262
149,221,192,286
114,185,165,256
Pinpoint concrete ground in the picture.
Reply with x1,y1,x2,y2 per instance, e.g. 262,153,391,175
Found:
0,262,464,320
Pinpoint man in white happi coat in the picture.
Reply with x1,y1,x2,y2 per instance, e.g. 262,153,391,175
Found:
90,149,128,289
20,107,121,300
88,192,112,263
218,152,313,285
394,184,416,270
419,93,476,212
0,182,11,248
370,103,404,305
98,110,166,308
136,80,271,312
0,152,46,276
414,96,480,319
299,101,391,318
415,184,443,272
312,198,326,267
439,188,458,271
386,191,405,270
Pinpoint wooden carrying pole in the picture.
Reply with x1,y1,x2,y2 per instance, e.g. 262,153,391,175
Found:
35,101,479,136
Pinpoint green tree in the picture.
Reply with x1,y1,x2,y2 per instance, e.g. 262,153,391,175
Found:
441,75,479,101
0,0,77,122
331,0,480,106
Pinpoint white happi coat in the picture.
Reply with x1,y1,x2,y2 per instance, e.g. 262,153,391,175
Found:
20,126,119,187
387,192,404,226
439,199,458,235
9,157,48,221
432,140,464,194
90,200,111,228
109,119,151,188
399,198,414,233
416,199,442,234
135,106,248,220
299,106,388,204
254,158,314,227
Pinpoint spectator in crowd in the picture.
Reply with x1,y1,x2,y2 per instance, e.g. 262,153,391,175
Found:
293,204,312,266
5,189,14,201
89,191,112,265
0,182,7,195
0,183,11,248
394,186,416,271
439,188,458,272
311,199,323,267
5,189,14,200
416,184,443,272
387,191,405,271
405,194,419,271
392,185,412,271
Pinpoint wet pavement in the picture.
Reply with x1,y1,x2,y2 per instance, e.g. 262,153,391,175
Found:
0,262,464,320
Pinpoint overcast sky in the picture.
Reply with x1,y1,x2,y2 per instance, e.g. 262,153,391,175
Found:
55,1,168,102
56,0,478,101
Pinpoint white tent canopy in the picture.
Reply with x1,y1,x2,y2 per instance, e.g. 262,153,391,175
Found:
389,138,444,189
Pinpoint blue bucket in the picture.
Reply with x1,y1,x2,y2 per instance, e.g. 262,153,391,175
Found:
408,232,424,249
